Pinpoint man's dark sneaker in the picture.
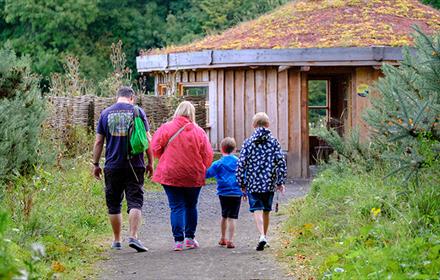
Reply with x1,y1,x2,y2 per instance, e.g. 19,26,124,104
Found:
128,238,148,252
111,241,122,250
256,240,266,251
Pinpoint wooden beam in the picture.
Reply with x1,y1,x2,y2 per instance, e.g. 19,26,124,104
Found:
137,47,409,72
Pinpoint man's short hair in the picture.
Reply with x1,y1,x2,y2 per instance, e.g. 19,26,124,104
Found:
117,86,135,98
221,137,236,154
252,112,270,127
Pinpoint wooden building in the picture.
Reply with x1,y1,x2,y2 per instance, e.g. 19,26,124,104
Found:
136,0,440,177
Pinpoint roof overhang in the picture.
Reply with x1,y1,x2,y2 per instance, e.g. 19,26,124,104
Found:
136,47,412,72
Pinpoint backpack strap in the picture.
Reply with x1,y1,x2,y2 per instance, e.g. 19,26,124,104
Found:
163,123,191,152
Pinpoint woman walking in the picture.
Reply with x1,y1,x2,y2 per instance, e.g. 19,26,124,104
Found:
151,101,213,251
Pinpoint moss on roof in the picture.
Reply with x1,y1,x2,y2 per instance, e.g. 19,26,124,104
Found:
147,0,440,55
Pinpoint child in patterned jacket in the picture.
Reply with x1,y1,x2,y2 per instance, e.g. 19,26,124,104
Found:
236,112,287,251
206,137,243,249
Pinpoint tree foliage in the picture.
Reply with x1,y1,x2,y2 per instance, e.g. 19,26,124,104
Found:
0,0,287,81
0,47,47,180
365,28,439,182
422,0,440,8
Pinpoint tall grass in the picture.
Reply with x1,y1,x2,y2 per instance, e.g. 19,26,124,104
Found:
1,158,109,279
279,162,440,279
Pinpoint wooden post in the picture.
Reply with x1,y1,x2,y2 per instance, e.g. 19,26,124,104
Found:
266,68,278,138
224,70,235,140
209,70,218,150
234,70,245,148
245,70,256,138
277,70,289,150
287,70,302,178
300,72,310,178
217,70,225,146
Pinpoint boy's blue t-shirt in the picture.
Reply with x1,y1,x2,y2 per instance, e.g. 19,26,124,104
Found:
206,155,242,197
97,102,149,169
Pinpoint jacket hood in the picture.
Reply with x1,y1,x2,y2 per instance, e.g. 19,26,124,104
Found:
251,127,272,144
219,155,238,172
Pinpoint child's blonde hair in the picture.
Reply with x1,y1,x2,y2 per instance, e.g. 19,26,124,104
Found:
252,112,270,128
174,101,196,123
221,137,236,154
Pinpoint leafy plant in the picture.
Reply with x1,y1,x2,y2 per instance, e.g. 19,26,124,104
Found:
365,27,440,183
0,47,48,180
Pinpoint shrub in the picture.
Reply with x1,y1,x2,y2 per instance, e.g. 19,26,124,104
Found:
365,27,440,183
0,47,48,180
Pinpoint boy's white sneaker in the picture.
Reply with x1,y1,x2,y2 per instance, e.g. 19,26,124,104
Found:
256,235,267,251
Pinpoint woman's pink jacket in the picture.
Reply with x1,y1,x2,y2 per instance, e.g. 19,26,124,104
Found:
151,116,214,187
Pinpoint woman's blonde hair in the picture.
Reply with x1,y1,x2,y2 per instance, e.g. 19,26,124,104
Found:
173,101,196,123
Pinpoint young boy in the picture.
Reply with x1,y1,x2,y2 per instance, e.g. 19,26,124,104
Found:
236,112,287,251
206,137,243,249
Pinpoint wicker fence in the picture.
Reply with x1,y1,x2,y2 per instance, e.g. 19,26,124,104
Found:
46,95,207,137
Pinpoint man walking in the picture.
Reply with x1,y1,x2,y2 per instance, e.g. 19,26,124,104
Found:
92,86,153,252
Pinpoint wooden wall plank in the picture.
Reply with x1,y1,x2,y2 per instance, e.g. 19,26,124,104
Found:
255,69,266,113
277,70,289,150
266,68,278,138
287,70,302,177
217,70,225,144
196,71,203,82
202,70,210,82
354,67,373,140
209,70,218,150
182,71,188,82
234,70,245,148
245,70,256,137
189,71,196,82
154,74,159,95
300,72,310,178
224,70,235,140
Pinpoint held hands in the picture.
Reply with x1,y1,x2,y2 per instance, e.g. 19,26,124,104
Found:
93,165,102,180
276,184,286,194
241,187,247,201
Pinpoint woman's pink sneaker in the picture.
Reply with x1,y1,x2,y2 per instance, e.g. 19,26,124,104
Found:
184,238,199,249
174,241,184,251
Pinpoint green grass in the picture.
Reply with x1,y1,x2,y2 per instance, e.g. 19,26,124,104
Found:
1,157,110,279
279,164,440,279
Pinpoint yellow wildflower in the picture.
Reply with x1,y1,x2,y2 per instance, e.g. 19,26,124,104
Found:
371,207,381,218
52,261,65,273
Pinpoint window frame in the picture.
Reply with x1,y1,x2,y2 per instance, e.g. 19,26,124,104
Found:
308,78,330,119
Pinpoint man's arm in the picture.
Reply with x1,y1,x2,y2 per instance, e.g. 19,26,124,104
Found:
92,134,105,180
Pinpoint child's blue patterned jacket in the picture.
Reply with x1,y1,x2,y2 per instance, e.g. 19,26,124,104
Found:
236,127,287,193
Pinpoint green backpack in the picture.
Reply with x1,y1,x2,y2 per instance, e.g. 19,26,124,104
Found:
128,106,149,157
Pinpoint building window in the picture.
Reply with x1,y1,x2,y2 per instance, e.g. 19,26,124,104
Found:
308,80,329,134
157,84,167,96
178,82,210,128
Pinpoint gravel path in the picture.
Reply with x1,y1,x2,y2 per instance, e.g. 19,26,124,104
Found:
99,180,310,280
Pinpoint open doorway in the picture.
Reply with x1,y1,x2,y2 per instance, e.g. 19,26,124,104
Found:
308,74,351,164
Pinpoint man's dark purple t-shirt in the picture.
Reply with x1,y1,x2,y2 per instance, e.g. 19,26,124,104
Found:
97,102,149,169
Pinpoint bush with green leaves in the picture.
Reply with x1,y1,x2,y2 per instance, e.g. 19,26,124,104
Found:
0,47,47,180
365,28,439,182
